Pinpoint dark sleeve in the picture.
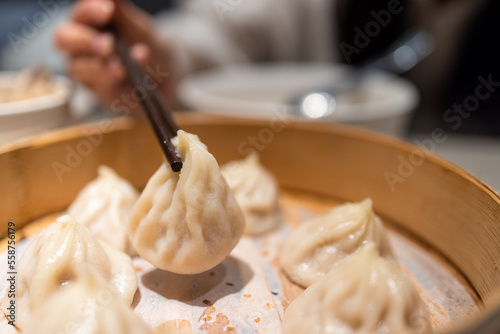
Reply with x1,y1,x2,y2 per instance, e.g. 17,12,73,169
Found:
440,0,500,135
335,0,411,65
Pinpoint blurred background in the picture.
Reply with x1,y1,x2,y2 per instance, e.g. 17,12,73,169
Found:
0,0,499,189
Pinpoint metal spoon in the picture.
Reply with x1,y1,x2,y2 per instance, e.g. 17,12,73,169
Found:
291,29,435,119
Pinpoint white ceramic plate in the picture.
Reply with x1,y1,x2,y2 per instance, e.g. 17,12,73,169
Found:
177,63,419,136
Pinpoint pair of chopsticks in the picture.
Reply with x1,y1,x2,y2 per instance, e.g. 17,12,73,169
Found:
109,24,183,172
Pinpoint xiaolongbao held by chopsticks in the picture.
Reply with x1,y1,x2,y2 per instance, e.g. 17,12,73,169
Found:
3,215,138,329
282,242,433,334
67,166,139,256
129,130,246,274
23,272,152,334
221,152,282,235
280,198,393,288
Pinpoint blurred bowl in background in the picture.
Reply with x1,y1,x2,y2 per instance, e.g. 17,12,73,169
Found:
0,71,72,146
177,63,419,137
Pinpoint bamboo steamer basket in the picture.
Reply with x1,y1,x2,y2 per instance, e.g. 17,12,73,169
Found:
0,112,499,333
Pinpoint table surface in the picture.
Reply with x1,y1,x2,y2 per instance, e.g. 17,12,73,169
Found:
407,133,500,192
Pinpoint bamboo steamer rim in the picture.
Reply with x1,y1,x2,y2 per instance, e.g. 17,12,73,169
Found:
1,112,500,333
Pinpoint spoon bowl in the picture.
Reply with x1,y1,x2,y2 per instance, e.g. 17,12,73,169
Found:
290,29,435,120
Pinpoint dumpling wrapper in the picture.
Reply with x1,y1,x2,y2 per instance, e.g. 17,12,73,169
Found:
129,130,245,274
23,273,152,334
3,215,138,329
67,166,139,256
280,198,393,287
282,242,433,334
221,153,282,235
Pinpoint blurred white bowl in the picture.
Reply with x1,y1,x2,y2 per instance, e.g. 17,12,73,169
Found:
177,63,419,137
0,72,72,145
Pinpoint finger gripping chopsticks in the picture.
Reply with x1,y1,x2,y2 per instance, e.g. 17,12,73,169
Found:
110,25,183,172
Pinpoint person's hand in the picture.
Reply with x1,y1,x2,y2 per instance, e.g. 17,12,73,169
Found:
55,0,177,114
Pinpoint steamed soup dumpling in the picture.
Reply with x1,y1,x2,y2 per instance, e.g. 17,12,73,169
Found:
67,166,139,255
221,153,282,235
282,242,432,334
129,130,245,274
3,215,138,329
280,198,393,287
24,273,152,334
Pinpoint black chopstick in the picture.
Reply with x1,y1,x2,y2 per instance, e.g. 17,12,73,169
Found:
110,24,183,172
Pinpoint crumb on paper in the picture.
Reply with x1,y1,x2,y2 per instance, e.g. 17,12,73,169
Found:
155,319,192,332
198,313,230,332
197,306,216,322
